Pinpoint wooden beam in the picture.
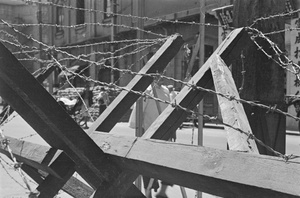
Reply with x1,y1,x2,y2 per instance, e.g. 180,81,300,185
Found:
4,135,300,198
0,141,94,197
210,55,258,152
142,28,252,140
32,34,183,198
0,42,121,189
0,139,62,179
105,28,254,196
36,152,77,198
87,34,184,133
28,34,183,198
0,65,56,124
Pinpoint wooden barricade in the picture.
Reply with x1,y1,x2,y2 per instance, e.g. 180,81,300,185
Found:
0,28,299,198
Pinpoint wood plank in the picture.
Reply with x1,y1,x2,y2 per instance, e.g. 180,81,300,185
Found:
0,42,121,189
102,28,253,196
56,34,183,197
142,28,251,140
36,152,77,198
87,34,184,133
0,66,56,124
210,55,258,152
0,140,94,197
29,34,182,198
4,134,300,198
93,170,142,198
0,138,62,178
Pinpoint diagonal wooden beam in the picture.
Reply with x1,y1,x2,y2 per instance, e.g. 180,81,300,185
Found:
3,135,300,198
0,42,121,192
87,34,185,133
90,34,184,197
36,152,77,198
38,34,183,197
0,141,94,197
0,65,56,124
93,29,252,196
142,28,252,141
210,55,258,152
0,34,184,197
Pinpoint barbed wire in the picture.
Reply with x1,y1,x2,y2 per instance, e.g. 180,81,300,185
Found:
61,69,294,161
0,155,28,190
2,18,300,126
250,6,299,28
0,22,168,38
247,27,300,79
0,128,38,196
21,0,224,29
0,2,297,183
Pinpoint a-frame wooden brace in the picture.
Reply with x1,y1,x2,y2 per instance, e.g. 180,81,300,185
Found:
0,28,299,198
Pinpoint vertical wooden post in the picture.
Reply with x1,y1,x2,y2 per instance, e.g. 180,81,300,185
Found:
135,0,145,191
110,0,116,83
232,0,286,155
196,1,205,197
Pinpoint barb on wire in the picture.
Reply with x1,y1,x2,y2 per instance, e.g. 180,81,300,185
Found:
0,128,37,195
247,27,300,80
239,51,246,94
0,11,296,164
20,0,224,29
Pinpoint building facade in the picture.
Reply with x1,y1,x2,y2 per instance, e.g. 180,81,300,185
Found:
49,0,230,85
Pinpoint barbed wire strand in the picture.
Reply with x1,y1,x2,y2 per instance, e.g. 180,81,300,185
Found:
21,0,224,28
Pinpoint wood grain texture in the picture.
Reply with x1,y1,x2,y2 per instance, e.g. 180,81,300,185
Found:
87,34,184,134
142,28,251,140
0,42,121,189
0,139,94,197
4,134,299,198
211,55,258,153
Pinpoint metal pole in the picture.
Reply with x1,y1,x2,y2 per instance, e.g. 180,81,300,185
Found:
196,0,205,197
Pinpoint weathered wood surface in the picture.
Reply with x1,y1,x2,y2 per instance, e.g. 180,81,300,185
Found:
142,28,252,140
87,34,184,133
1,145,94,197
0,41,122,193
45,34,183,197
0,65,56,124
0,35,184,197
36,152,78,198
211,55,258,153
3,135,300,198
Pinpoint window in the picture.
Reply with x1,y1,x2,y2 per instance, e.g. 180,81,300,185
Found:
56,6,64,32
104,0,112,19
76,0,85,25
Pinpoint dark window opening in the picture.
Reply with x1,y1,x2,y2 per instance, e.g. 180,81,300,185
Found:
56,6,63,32
76,0,85,25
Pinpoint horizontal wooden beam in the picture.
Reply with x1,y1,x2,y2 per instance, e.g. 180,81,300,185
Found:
3,135,300,198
